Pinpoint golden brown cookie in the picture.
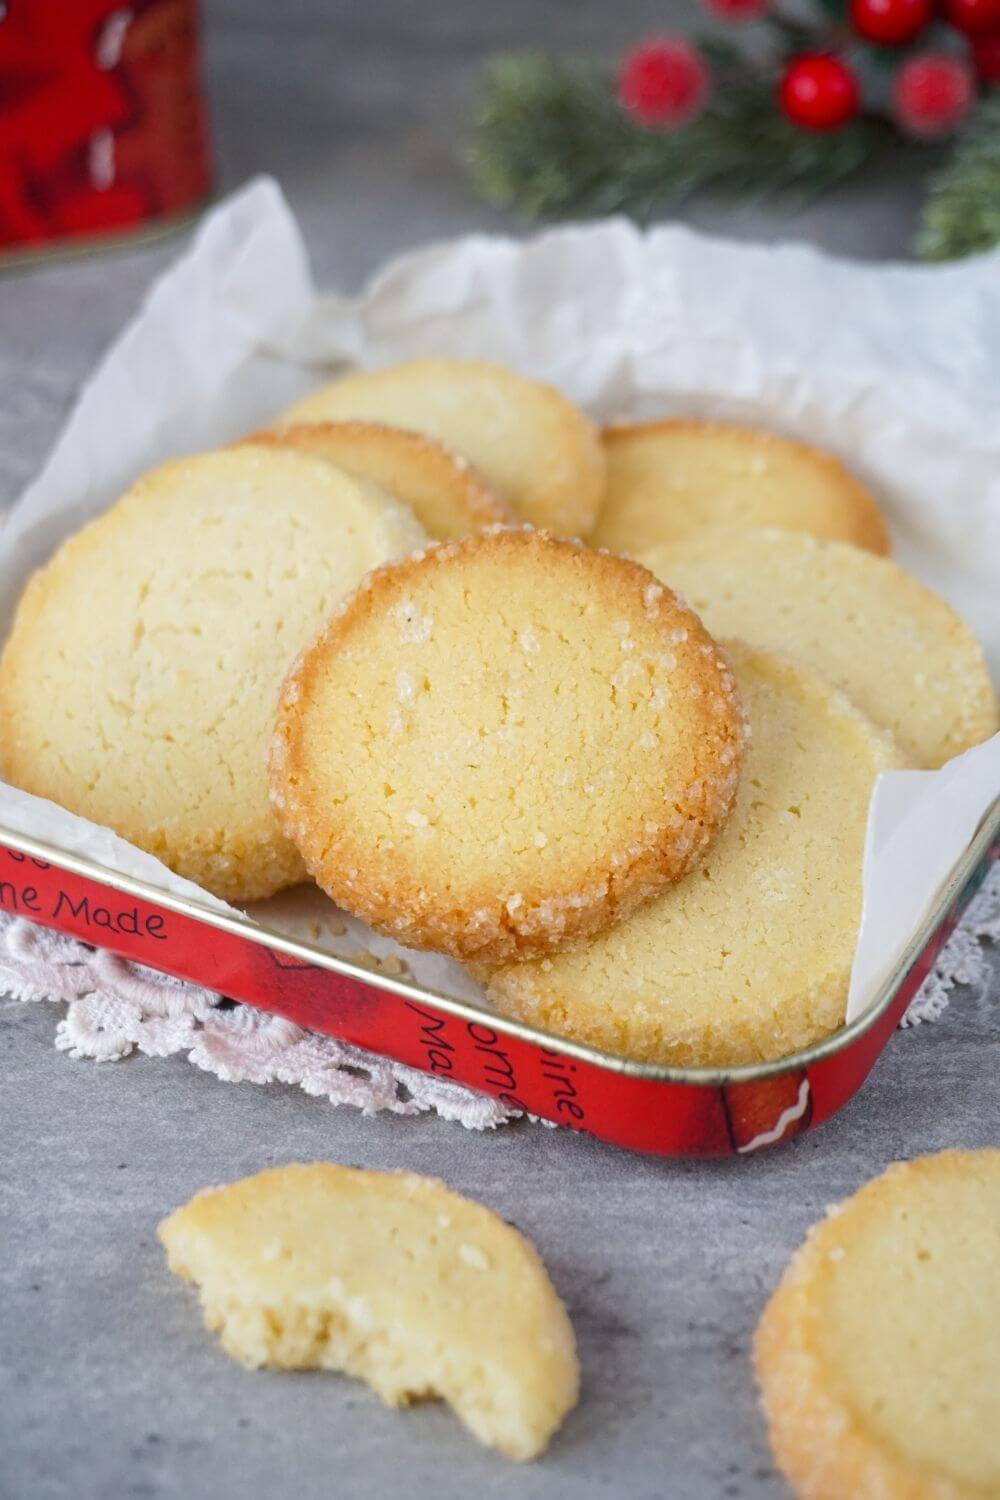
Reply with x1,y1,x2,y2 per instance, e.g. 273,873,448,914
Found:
159,1163,579,1461
755,1149,1000,1499
487,643,901,1067
279,358,606,535
249,420,512,540
642,527,998,768
592,420,890,556
269,528,745,963
0,446,425,901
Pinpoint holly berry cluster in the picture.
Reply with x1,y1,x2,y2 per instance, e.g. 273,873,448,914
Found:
618,0,999,138
471,4,1000,260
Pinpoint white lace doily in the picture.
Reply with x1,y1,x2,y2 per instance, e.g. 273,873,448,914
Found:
4,861,998,1129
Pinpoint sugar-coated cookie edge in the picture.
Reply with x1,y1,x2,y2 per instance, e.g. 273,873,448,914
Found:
0,446,425,903
754,1149,1000,1500
485,642,903,1067
269,527,746,963
281,357,608,536
248,419,514,538
598,419,891,556
640,524,999,769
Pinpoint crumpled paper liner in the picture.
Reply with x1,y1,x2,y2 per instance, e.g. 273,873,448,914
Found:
2,176,997,1027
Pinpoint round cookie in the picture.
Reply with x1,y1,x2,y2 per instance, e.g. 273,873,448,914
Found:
279,358,606,535
592,420,890,556
642,527,998,769
270,528,745,964
0,446,425,902
486,643,901,1068
159,1163,578,1462
755,1149,1000,1499
249,420,513,540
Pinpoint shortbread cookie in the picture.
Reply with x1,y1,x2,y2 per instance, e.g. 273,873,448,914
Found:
592,420,889,556
0,446,425,902
250,420,512,540
755,1149,1000,1499
270,529,744,964
159,1163,579,1462
487,644,900,1067
279,358,606,535
642,528,998,769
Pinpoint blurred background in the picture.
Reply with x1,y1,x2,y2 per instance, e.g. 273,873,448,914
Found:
2,0,994,500
197,0,937,283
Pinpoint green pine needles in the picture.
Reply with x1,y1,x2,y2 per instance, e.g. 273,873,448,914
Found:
917,94,1000,260
468,52,1000,260
470,53,888,219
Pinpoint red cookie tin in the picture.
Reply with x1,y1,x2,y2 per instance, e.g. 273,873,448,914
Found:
0,796,995,1157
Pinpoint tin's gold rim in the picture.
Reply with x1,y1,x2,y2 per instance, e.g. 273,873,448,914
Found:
1,797,996,1086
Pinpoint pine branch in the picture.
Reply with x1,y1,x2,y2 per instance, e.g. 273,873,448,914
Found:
762,13,828,55
469,53,892,223
916,94,1000,260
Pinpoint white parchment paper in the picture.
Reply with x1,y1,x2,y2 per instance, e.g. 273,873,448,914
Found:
2,176,998,1024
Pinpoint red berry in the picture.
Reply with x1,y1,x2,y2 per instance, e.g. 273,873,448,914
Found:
849,0,933,43
971,29,1000,78
893,53,975,137
942,0,1000,34
779,54,861,132
701,0,771,22
617,38,711,128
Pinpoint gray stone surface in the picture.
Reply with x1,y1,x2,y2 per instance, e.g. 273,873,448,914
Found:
4,969,1000,1500
0,5,996,1498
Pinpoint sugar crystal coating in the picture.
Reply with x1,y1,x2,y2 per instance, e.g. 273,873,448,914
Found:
642,526,997,768
755,1150,1000,1498
279,357,607,536
246,419,512,540
487,643,901,1066
594,419,889,556
270,529,745,964
0,445,426,901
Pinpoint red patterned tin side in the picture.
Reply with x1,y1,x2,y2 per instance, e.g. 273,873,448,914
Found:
0,820,994,1157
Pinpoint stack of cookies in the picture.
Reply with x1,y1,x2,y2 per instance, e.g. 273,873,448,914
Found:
2,357,996,1068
